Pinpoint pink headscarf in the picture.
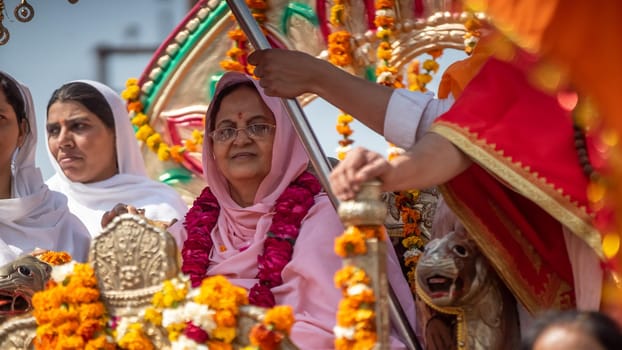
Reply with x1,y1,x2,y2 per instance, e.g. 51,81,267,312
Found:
202,71,310,256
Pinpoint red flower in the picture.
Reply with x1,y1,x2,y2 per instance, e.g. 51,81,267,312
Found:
257,238,293,286
249,284,276,308
181,172,322,306
185,322,210,343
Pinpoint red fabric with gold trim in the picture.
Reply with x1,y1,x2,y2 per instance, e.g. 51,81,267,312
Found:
432,57,595,312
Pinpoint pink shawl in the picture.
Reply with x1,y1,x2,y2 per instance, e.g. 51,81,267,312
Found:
172,72,415,348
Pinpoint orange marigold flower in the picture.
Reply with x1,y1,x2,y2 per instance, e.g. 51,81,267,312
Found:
85,335,116,350
127,101,144,113
76,318,101,340
78,302,105,321
170,145,184,163
264,305,295,334
336,305,356,326
374,15,395,28
334,233,367,257
246,0,268,10
375,0,394,10
56,335,85,348
227,46,243,59
220,60,246,73
38,251,72,266
423,59,439,73
67,287,100,304
249,324,283,349
206,341,234,350
215,309,237,327
335,124,353,137
427,48,443,59
228,28,246,41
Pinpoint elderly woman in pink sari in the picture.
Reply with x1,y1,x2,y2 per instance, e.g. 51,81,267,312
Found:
169,72,415,348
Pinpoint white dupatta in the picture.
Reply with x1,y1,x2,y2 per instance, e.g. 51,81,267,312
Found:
46,80,188,237
0,71,90,265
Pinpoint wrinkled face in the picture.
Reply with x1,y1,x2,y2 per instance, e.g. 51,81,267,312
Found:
211,86,275,187
47,101,117,183
0,89,26,179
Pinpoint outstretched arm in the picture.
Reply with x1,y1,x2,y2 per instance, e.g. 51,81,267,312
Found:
248,49,393,135
330,132,472,200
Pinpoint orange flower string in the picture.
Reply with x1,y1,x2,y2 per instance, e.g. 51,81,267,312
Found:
328,0,355,161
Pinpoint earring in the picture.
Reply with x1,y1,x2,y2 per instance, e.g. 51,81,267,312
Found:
10,148,19,177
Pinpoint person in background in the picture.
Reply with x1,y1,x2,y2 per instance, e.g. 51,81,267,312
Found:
0,71,90,264
521,310,622,350
45,80,188,238
168,71,416,349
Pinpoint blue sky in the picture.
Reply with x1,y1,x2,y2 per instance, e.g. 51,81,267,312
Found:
1,0,463,180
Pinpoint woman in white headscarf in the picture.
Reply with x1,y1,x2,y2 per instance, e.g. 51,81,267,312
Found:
45,80,188,238
0,71,90,265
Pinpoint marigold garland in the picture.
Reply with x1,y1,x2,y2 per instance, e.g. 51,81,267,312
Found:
37,251,72,266
328,0,356,161
394,190,426,293
221,0,269,75
32,262,116,350
121,78,203,163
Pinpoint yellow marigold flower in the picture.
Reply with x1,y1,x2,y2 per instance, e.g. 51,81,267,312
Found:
354,309,375,322
337,114,354,124
404,255,420,267
146,133,162,152
118,324,154,350
376,28,392,39
264,305,295,334
136,125,155,142
213,326,237,343
417,73,433,85
423,59,439,73
157,143,170,161
330,4,345,25
334,266,370,289
143,307,162,326
121,85,141,101
131,113,149,127
166,322,186,342
402,235,423,249
125,78,139,88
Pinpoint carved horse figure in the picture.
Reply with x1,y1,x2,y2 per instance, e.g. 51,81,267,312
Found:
0,256,51,318
416,229,520,350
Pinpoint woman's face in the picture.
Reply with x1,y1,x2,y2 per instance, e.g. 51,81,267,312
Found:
0,89,26,176
212,86,276,188
47,101,117,183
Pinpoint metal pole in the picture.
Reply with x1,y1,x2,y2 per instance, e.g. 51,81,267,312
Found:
224,1,421,349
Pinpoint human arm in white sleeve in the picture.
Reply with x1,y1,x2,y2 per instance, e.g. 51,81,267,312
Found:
384,89,454,149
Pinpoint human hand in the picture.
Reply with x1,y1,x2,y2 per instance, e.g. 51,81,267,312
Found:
248,49,332,98
100,203,144,228
329,147,392,201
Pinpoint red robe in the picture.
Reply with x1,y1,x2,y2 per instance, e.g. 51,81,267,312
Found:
430,57,603,314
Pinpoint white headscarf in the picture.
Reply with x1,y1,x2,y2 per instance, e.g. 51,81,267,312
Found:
46,80,188,238
0,71,91,265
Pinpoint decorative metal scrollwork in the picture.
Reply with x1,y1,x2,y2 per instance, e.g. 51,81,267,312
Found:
0,0,80,45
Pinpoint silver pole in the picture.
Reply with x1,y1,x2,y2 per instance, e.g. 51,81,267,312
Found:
224,1,421,349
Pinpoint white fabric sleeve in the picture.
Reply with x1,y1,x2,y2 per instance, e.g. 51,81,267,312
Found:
384,89,454,149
